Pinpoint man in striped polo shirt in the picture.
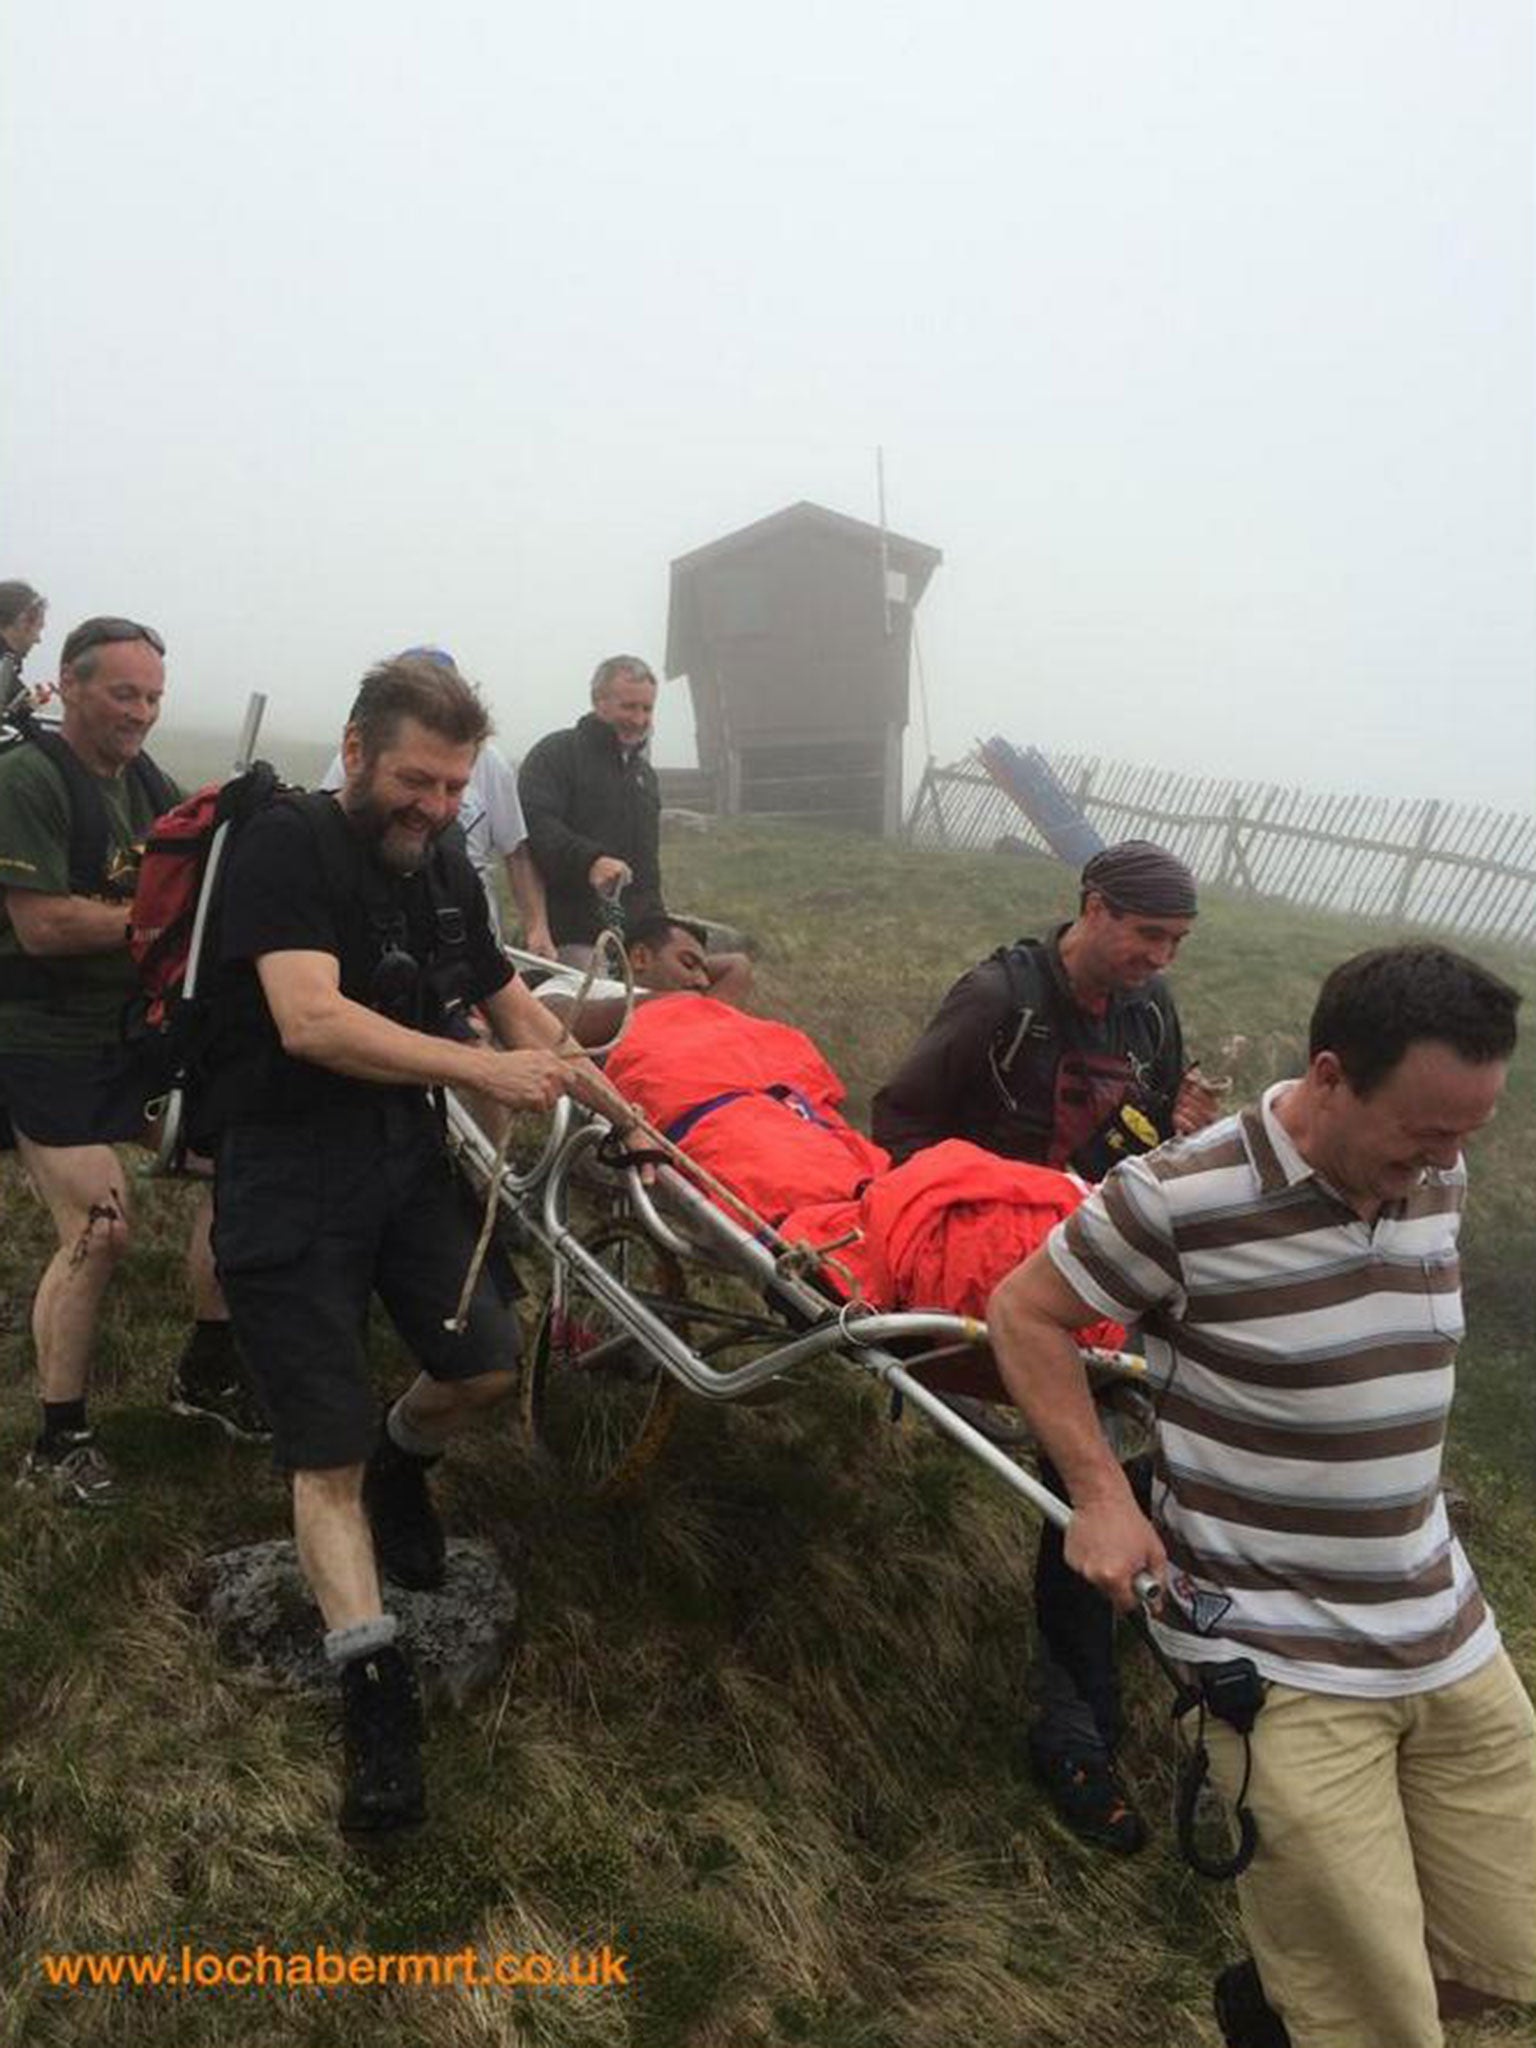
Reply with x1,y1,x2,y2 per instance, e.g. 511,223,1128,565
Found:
988,945,1534,2048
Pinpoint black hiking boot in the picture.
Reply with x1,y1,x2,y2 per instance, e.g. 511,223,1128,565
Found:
338,1645,425,1835
1213,1958,1290,2048
363,1432,447,1590
1028,1740,1147,1856
168,1327,270,1443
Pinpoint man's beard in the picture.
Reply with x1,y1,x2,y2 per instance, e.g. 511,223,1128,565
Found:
346,785,444,875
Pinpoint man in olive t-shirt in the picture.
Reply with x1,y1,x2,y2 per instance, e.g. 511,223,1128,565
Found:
0,744,161,1051
0,617,257,1509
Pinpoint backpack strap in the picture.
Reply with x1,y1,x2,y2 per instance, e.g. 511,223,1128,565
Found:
129,749,178,824
14,730,175,896
985,932,1182,1143
286,786,387,925
20,728,111,895
986,938,1062,1110
282,793,473,1033
1124,979,1176,1119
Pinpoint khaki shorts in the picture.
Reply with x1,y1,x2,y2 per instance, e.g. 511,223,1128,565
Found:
1201,1648,1536,2048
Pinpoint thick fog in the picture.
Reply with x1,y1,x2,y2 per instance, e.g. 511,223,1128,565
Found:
3,1,1531,810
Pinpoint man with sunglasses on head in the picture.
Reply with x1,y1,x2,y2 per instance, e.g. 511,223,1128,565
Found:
0,617,256,1510
198,651,639,1834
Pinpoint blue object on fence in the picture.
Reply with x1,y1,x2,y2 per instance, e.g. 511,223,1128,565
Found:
978,737,1105,867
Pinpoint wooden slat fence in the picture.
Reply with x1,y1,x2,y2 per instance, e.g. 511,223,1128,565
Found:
905,751,1536,947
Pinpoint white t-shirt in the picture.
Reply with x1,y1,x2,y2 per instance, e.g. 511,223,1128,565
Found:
320,741,529,930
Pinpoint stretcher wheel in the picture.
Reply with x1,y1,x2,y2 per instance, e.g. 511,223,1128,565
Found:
523,1223,684,1495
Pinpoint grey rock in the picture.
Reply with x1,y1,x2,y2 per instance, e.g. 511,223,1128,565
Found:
190,1537,520,1705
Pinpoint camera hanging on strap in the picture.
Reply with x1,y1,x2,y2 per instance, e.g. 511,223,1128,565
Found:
1126,1599,1265,1881
1171,1657,1265,1881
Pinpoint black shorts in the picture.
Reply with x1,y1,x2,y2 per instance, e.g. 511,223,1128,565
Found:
212,1100,521,1470
0,1042,167,1149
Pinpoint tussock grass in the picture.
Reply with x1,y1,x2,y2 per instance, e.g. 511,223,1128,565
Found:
1,819,1532,2047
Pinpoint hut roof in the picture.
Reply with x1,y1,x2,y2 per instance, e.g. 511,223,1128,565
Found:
665,500,942,679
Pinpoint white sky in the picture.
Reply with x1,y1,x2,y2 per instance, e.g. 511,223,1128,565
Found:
3,0,1532,810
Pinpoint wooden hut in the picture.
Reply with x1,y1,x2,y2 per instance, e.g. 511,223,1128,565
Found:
664,500,942,835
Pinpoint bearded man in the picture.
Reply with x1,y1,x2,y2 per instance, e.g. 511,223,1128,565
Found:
201,653,634,1834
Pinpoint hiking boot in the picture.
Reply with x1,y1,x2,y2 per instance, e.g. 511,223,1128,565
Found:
16,1431,121,1509
363,1434,447,1590
338,1645,425,1834
168,1339,271,1443
1213,1958,1291,2048
1028,1742,1147,1855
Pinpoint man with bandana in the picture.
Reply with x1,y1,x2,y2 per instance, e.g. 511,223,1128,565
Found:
873,840,1222,1852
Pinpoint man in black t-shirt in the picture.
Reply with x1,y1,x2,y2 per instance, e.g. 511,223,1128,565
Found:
206,654,637,1835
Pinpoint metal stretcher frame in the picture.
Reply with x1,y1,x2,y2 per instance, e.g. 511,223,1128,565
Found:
448,1062,1230,1865
444,1070,1163,1543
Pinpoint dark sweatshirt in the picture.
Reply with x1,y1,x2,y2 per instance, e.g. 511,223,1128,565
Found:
517,712,663,946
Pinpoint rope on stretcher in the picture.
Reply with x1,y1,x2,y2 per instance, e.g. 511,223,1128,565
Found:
445,937,866,1330
445,928,634,1332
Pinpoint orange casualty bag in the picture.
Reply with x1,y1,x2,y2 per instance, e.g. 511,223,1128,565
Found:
605,995,890,1223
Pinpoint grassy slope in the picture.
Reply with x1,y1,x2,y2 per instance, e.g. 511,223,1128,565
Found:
1,820,1532,2048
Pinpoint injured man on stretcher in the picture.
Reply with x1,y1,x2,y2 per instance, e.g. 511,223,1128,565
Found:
535,977,1129,1359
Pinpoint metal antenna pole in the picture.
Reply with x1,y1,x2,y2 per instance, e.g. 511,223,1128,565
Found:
877,444,893,638
230,691,267,775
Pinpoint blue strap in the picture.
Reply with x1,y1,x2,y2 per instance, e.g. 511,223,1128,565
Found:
662,1082,835,1147
663,1088,752,1145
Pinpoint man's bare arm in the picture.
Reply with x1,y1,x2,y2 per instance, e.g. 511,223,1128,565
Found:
6,888,136,956
482,974,639,1129
256,951,570,1112
704,952,754,1007
987,1245,1167,1611
537,988,650,1049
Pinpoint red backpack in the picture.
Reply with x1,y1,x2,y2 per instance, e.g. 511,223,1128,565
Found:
127,761,282,1165
130,783,221,1029
130,765,283,1021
